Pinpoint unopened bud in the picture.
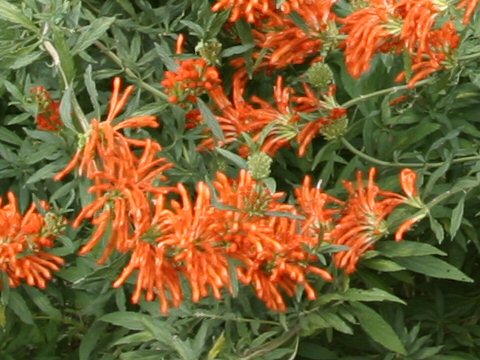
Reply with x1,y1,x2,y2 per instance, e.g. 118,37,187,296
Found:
305,63,334,91
196,39,222,66
247,152,272,180
320,116,348,141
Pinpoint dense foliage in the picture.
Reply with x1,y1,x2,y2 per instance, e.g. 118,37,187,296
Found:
1,0,480,359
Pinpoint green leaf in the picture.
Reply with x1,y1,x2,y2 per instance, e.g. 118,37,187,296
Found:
100,311,148,331
198,98,225,142
363,258,406,272
449,194,465,238
0,0,37,32
23,287,61,321
10,51,43,69
84,65,101,119
113,331,155,346
376,240,446,257
352,302,406,354
25,161,64,185
343,288,405,304
72,17,116,54
394,256,473,282
8,291,33,324
215,147,247,168
221,44,255,58
0,127,23,146
79,321,108,360
59,86,76,132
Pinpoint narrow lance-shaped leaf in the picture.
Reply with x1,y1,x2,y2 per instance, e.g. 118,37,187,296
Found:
198,98,225,142
351,302,407,355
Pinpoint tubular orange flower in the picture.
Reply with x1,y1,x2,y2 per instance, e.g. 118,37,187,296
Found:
295,175,343,238
211,0,306,23
31,86,63,131
161,58,221,104
330,168,405,273
457,0,480,24
341,0,402,78
0,192,64,288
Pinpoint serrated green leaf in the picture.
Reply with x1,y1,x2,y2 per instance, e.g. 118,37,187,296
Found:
394,256,473,282
73,17,116,54
352,302,406,354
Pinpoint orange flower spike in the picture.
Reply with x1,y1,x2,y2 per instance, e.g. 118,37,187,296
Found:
400,168,418,198
457,0,479,24
176,33,185,54
106,78,135,123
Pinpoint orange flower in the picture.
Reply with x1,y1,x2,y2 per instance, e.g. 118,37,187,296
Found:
341,0,402,78
31,86,63,131
251,1,336,69
54,78,161,181
457,0,480,24
295,175,343,238
161,58,221,104
0,192,64,288
211,0,306,23
330,168,405,273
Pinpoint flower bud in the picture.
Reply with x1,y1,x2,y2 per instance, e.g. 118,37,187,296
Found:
196,39,222,66
305,62,334,91
247,152,273,180
321,116,348,141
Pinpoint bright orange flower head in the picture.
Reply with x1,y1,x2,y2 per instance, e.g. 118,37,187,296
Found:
31,86,63,131
330,168,405,273
0,192,64,288
54,77,161,181
161,58,221,104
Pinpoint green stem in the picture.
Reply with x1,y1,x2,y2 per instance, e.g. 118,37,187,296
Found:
340,79,432,109
240,325,300,360
94,41,168,101
457,52,480,62
191,311,280,326
341,137,480,168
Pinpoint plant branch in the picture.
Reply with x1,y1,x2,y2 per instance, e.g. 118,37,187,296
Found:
94,40,168,101
340,137,480,168
340,79,432,109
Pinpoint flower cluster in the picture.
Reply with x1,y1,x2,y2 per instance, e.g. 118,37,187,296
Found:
31,86,62,131
341,0,461,87
55,78,422,312
0,193,64,288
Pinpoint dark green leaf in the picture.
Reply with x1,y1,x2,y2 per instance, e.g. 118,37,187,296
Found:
394,256,473,282
352,302,406,354
198,98,225,142
73,17,116,54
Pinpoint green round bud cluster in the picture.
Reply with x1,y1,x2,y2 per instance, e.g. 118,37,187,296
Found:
196,39,222,65
247,152,273,180
305,62,334,91
321,116,348,141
